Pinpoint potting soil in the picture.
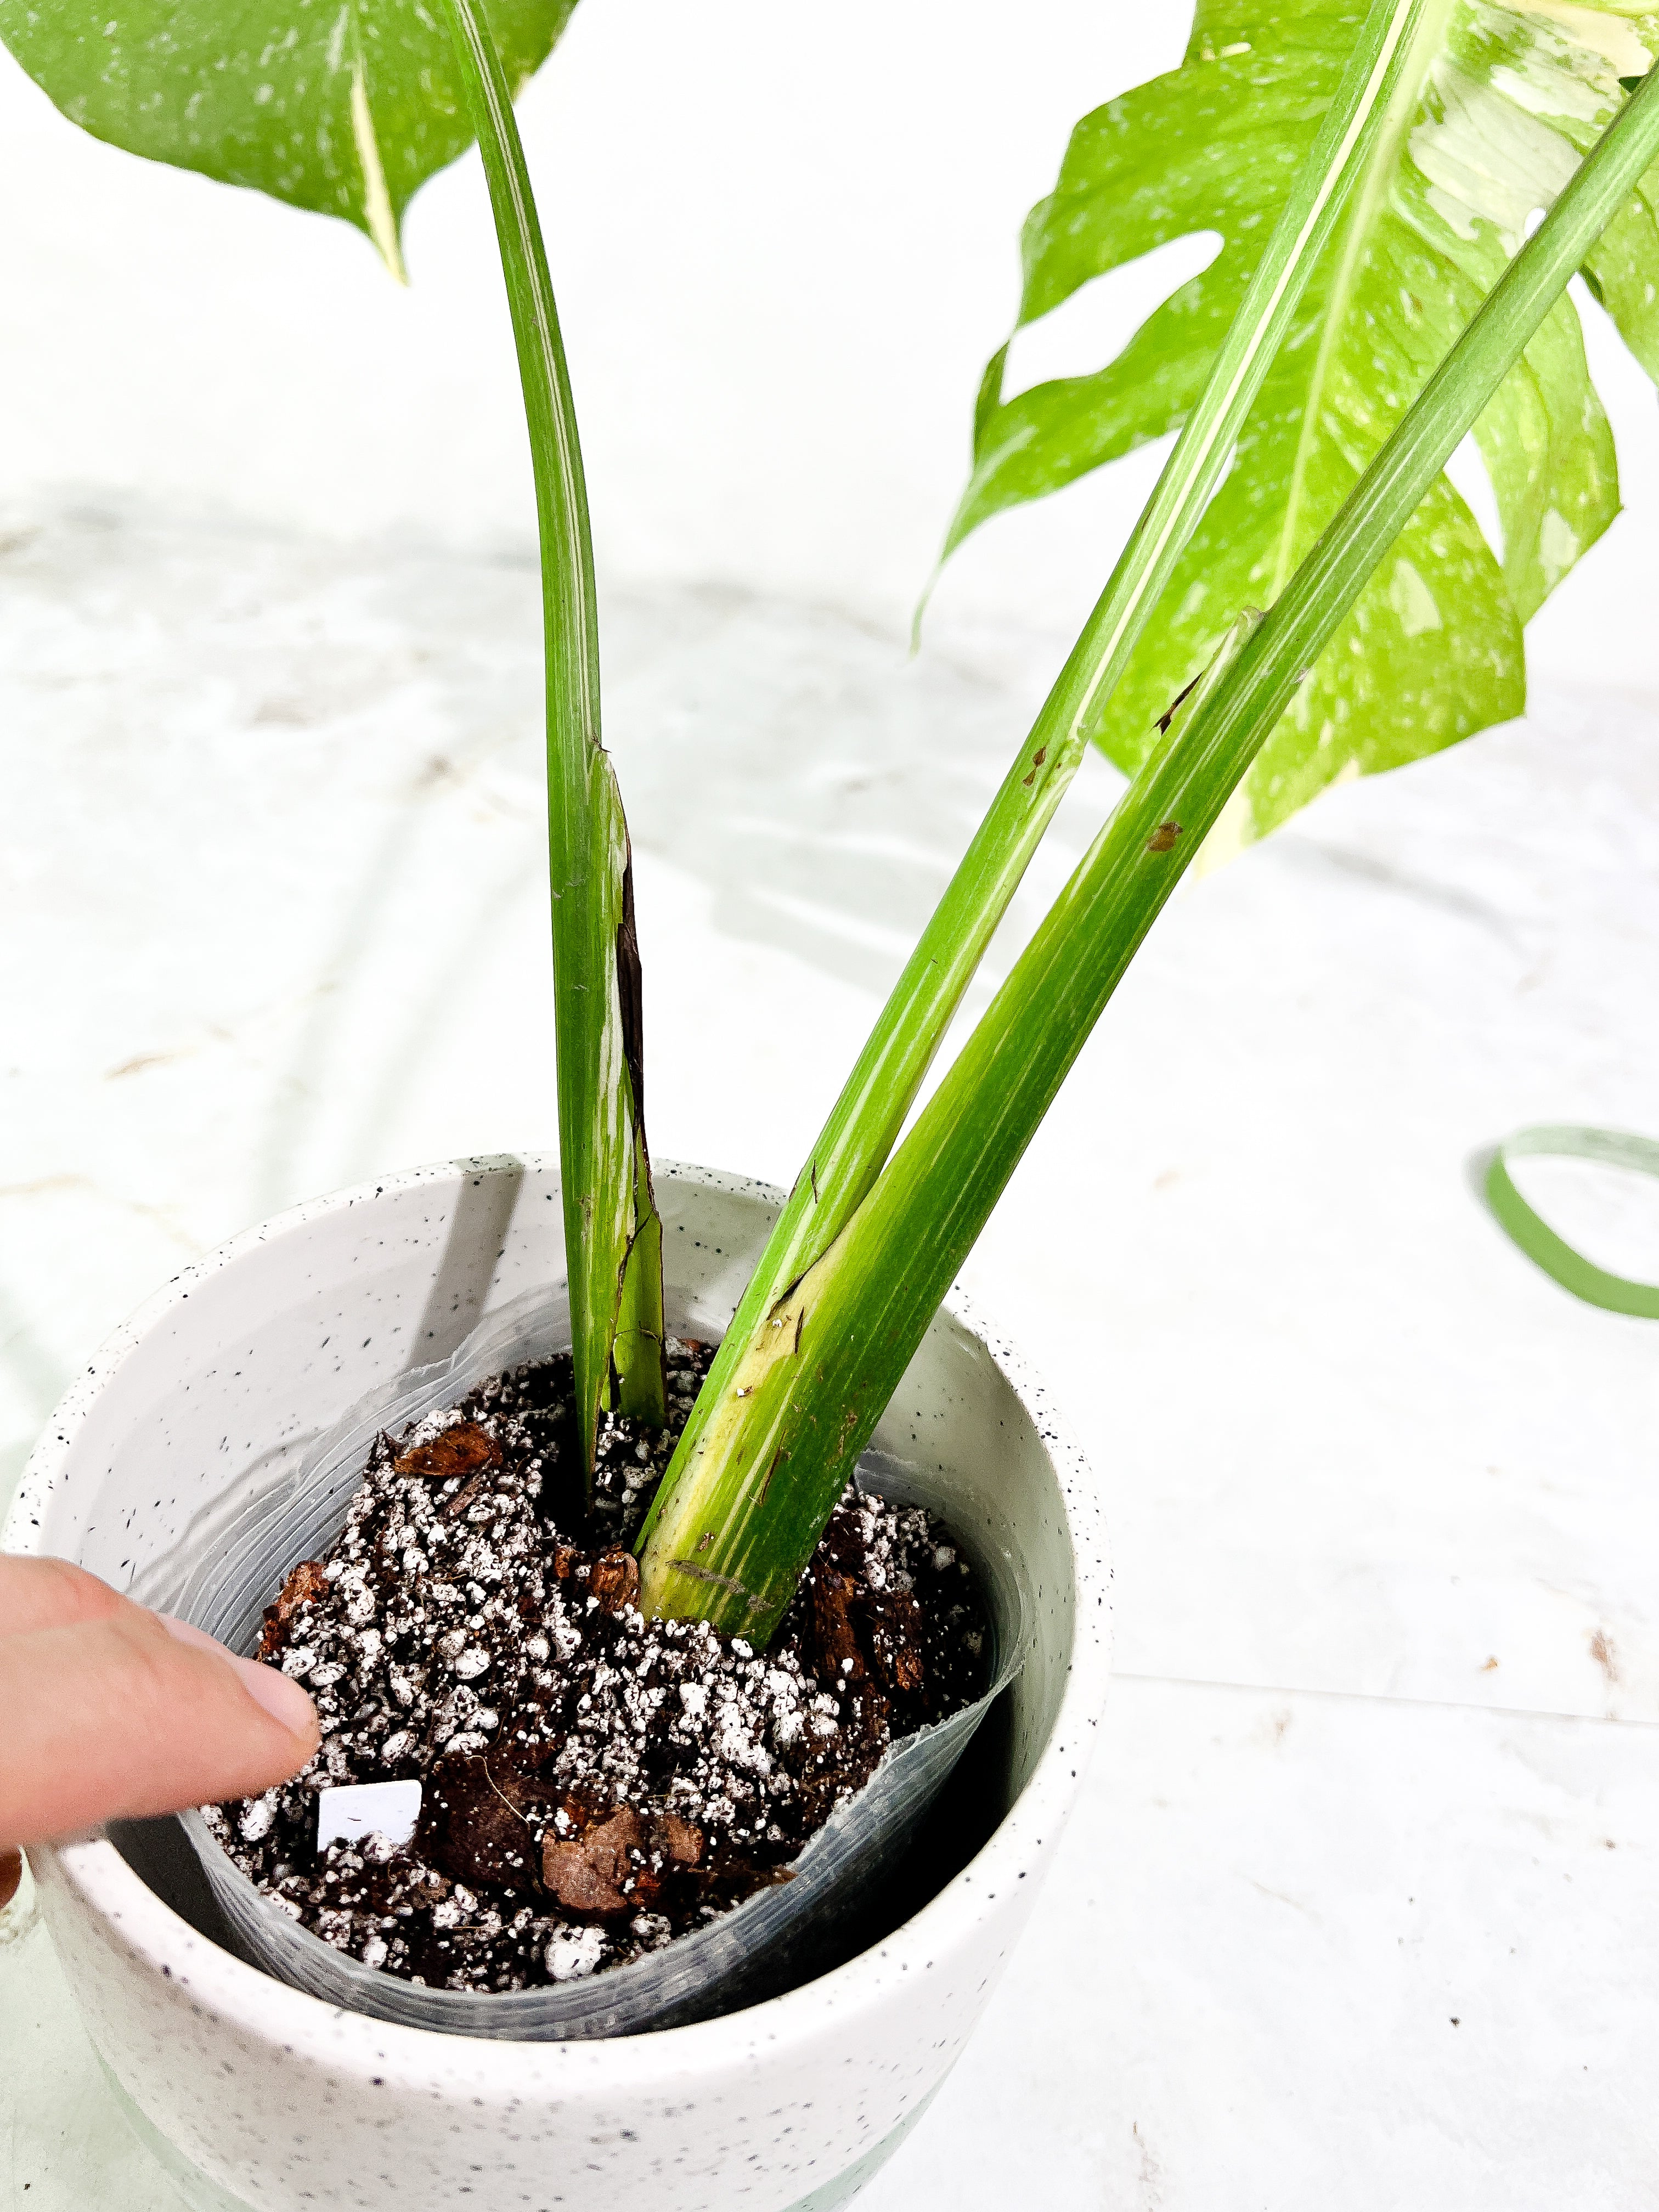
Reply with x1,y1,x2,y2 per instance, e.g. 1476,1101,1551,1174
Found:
208,1341,989,1994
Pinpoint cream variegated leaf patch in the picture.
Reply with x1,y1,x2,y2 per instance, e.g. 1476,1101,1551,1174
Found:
944,0,1659,846
0,0,579,275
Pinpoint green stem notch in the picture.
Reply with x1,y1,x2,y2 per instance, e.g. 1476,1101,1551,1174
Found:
639,48,1659,1638
440,0,664,1469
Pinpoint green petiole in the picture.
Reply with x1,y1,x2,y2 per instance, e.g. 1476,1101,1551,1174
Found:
638,57,1659,1638
637,0,1441,1551
439,0,665,1471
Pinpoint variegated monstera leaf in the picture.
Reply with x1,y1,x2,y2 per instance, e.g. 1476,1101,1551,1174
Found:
946,0,1659,851
0,0,579,278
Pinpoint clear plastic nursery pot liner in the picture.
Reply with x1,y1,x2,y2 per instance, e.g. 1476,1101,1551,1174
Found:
141,1289,1032,2040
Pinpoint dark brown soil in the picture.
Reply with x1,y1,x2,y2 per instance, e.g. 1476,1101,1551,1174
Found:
207,1339,989,1994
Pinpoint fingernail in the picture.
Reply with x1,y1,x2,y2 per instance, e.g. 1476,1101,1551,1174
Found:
232,1656,319,1740
158,1614,318,1740
158,1613,233,1658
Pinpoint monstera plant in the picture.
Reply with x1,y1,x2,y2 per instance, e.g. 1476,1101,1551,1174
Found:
5,0,1659,1639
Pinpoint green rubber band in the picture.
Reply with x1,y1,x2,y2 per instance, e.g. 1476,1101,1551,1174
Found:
1483,1125,1659,1320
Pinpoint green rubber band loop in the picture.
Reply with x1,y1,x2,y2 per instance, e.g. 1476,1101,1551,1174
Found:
1483,1125,1659,1319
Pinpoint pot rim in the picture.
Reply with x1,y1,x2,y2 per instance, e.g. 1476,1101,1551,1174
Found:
8,1154,1111,2094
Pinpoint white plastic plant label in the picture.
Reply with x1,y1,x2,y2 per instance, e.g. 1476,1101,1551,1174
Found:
315,1781,423,1852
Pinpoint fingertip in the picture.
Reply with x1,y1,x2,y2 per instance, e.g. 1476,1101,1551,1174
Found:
160,1611,319,1759
0,1610,318,1844
231,1656,319,1752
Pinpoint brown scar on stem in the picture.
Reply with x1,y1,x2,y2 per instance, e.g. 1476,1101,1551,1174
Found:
670,1559,754,1599
758,1447,786,1506
810,1161,819,1202
793,1308,805,1355
1146,821,1184,853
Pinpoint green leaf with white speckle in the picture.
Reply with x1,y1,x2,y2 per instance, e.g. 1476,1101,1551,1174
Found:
945,0,1659,849
0,0,579,277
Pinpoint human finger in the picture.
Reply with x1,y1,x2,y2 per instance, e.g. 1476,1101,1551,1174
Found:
0,1604,317,1850
0,1554,125,1639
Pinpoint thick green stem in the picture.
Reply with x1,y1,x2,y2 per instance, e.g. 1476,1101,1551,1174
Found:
439,0,663,1476
639,58,1659,1638
639,0,1439,1550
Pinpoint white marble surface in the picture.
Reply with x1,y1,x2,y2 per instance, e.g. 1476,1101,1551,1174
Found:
4,502,1658,2206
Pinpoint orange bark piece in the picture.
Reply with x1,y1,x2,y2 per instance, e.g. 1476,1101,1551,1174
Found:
656,1813,704,1868
541,1804,648,1917
256,1558,329,1661
392,1421,501,1483
588,1548,641,1613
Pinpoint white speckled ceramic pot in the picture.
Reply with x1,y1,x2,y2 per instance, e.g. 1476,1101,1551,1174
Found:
5,1158,1109,2212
